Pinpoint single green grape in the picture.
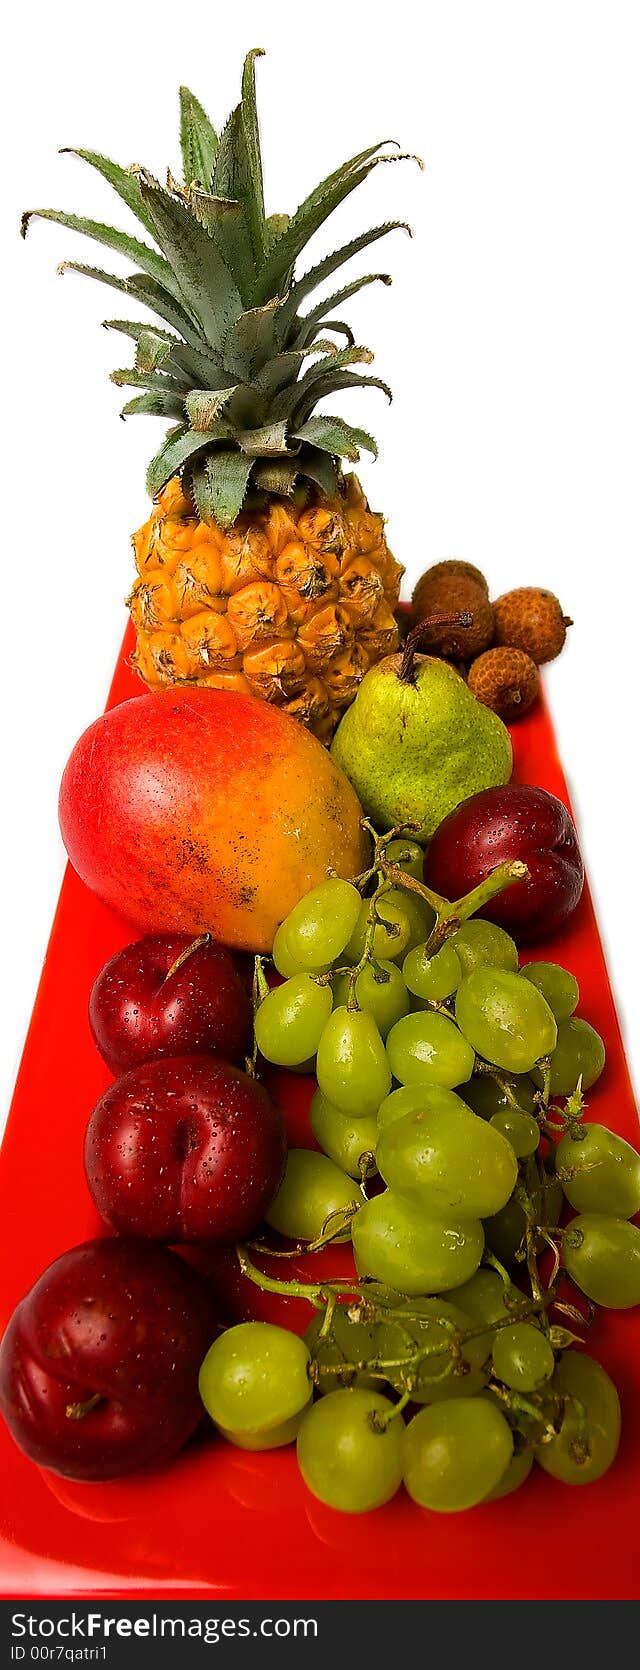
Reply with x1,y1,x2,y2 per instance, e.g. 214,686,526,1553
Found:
281,879,362,971
380,1297,489,1403
222,1413,310,1450
521,962,579,1022
272,920,312,978
402,1397,513,1512
483,1157,563,1267
451,919,519,977
447,1268,518,1327
383,838,425,881
557,1122,640,1219
535,1351,621,1485
448,1268,526,1356
406,893,439,950
490,1107,540,1158
332,961,410,1039
491,1321,555,1392
376,1105,517,1220
402,939,462,1002
377,1084,470,1132
455,969,557,1073
309,1089,378,1180
385,1011,475,1090
561,1213,640,1308
265,1149,361,1243
296,1388,404,1512
533,1018,606,1096
345,894,413,964
482,1198,526,1267
461,1073,538,1120
316,1006,391,1117
352,1189,484,1295
484,1446,534,1501
305,1308,380,1394
254,974,332,1067
198,1322,312,1447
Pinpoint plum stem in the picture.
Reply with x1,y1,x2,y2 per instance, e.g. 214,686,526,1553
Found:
65,1392,104,1421
162,933,211,985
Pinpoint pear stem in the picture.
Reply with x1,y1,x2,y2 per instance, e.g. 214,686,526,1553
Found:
399,613,473,683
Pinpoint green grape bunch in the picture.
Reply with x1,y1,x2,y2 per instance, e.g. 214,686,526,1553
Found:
197,823,640,1515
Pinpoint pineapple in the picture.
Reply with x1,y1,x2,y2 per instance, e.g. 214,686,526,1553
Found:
22,51,414,738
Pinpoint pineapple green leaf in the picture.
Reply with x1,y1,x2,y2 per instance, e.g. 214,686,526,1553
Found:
251,343,336,398
21,208,187,307
59,149,160,240
124,275,212,347
190,449,254,527
103,317,176,346
165,341,230,389
104,315,227,391
265,212,290,249
292,414,378,460
135,329,176,373
213,104,265,271
251,458,299,497
251,147,411,307
250,349,311,395
56,261,209,346
239,49,266,260
279,221,411,333
103,318,192,379
292,369,393,426
137,173,243,355
236,420,296,457
146,425,216,497
298,272,392,340
179,87,219,189
224,298,283,378
120,390,186,420
186,189,257,299
185,387,239,431
110,366,185,394
305,318,355,347
270,343,375,420
296,444,339,498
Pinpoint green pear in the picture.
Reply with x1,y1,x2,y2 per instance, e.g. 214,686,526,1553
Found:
331,652,512,843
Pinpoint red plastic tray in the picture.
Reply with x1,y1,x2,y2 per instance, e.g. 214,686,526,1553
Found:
1,624,639,1600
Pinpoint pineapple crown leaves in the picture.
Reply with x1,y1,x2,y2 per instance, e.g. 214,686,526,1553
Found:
22,49,420,526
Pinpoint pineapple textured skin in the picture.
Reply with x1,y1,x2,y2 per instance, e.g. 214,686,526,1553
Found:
130,474,403,739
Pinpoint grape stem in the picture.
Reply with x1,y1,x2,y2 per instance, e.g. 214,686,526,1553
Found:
372,1391,412,1429
236,1245,556,1414
347,876,395,1011
352,825,530,987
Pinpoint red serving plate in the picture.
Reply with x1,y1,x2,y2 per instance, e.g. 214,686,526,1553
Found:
1,624,639,1601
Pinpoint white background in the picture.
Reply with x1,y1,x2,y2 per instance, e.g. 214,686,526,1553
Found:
1,0,639,1130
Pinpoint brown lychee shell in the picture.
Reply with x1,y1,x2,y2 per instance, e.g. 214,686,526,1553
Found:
413,558,490,600
411,575,495,658
468,646,539,720
493,587,570,664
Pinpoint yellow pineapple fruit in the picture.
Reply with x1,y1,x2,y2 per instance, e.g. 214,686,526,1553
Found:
24,51,415,737
128,472,401,733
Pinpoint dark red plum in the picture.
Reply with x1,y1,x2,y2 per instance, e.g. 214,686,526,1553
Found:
424,784,584,943
89,933,252,1075
84,1055,287,1243
0,1238,218,1480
